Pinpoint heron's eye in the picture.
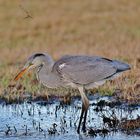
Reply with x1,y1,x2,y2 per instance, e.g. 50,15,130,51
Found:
38,64,43,69
37,64,43,72
29,62,33,66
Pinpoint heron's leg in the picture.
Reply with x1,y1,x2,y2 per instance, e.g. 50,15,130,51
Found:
82,107,88,132
77,87,89,134
77,103,85,134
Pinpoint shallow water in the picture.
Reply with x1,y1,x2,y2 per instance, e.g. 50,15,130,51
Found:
0,95,140,140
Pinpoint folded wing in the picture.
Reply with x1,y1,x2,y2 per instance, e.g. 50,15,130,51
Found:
52,56,118,85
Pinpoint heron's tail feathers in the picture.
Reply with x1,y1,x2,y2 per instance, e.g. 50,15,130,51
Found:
112,60,131,72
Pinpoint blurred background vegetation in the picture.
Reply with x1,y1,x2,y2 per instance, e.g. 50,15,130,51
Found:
0,0,140,102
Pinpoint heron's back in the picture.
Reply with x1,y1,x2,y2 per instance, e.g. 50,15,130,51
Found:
52,55,130,88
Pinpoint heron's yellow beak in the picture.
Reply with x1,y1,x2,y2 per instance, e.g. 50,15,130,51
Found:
14,65,32,81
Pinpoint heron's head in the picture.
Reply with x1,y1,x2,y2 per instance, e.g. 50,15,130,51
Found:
14,53,47,81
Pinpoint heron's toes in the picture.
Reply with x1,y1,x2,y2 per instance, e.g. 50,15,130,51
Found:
82,124,87,133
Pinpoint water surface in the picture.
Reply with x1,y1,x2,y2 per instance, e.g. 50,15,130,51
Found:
0,95,139,140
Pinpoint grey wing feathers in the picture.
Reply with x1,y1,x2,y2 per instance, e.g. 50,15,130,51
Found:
52,55,118,85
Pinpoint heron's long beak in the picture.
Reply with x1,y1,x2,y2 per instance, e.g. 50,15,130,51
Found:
14,65,32,81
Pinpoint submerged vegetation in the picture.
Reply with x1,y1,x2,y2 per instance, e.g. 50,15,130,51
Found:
0,95,139,139
0,0,140,103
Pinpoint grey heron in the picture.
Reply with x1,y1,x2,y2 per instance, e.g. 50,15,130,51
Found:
14,53,130,133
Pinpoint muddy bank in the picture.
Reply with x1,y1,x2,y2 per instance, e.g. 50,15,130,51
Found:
1,82,140,105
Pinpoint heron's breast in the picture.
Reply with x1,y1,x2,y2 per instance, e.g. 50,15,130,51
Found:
37,71,64,88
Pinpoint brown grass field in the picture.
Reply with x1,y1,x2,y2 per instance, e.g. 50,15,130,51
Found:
0,0,140,103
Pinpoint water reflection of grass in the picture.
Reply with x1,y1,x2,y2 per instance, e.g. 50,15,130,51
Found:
0,0,140,103
1,96,140,137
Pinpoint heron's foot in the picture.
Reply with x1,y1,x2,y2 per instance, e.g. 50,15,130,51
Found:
77,128,80,134
82,124,86,133
77,129,87,134
77,124,87,134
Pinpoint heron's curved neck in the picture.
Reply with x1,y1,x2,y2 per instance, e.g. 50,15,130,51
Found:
37,62,63,88
36,54,62,88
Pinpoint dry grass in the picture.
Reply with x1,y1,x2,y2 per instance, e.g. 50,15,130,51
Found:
0,0,140,103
